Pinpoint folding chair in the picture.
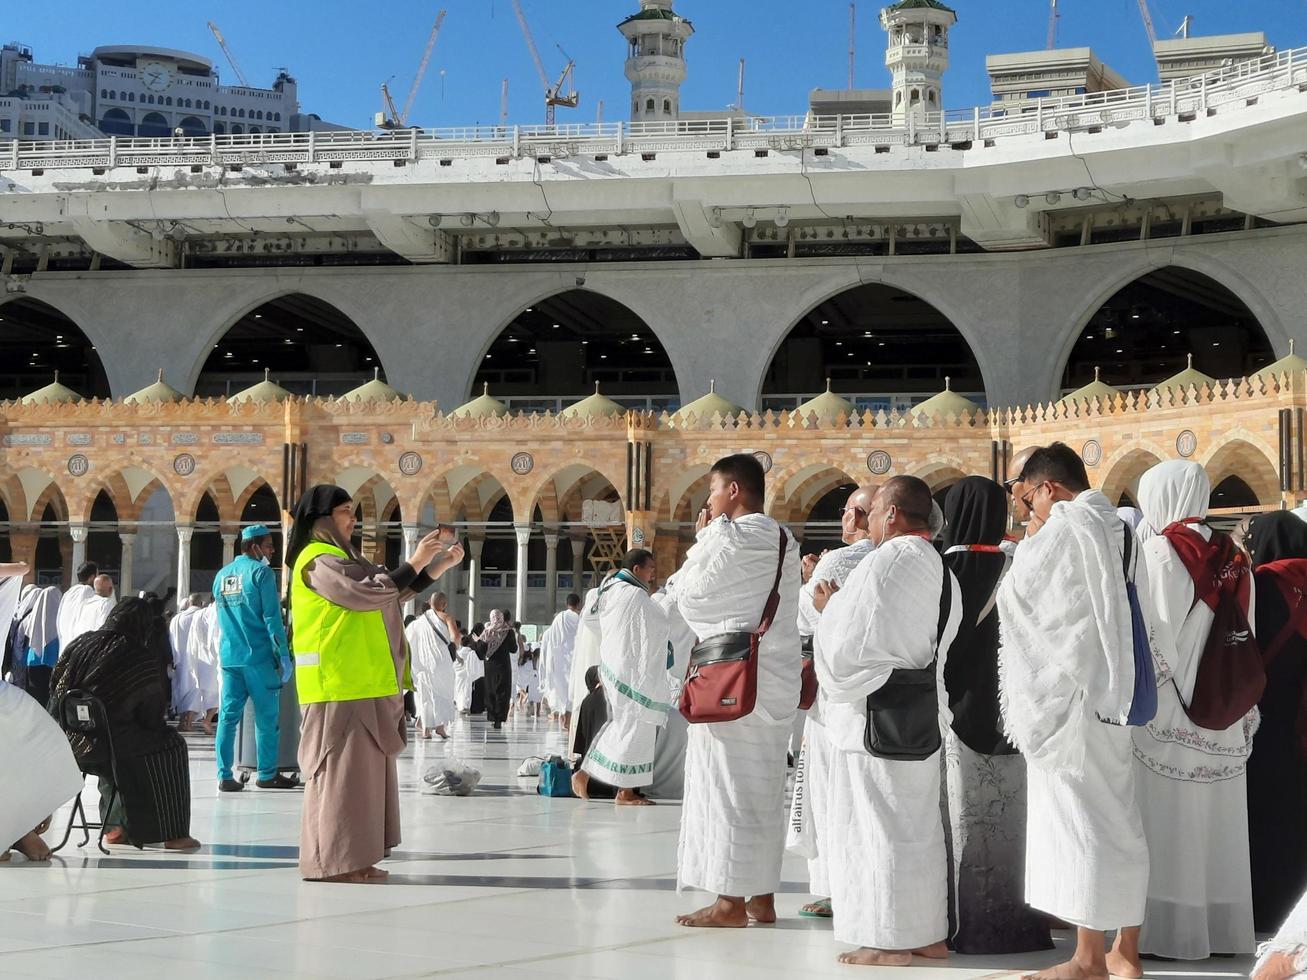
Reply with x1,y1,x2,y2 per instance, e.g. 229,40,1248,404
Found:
49,689,124,856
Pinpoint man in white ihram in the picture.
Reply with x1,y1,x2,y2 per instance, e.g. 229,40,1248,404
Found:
55,563,114,652
811,475,961,966
788,482,879,921
405,590,463,740
572,548,669,805
170,593,209,732
663,452,800,928
998,442,1152,980
539,592,582,726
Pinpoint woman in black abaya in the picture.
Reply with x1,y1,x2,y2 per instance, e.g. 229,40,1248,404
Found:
940,476,1052,954
476,609,516,729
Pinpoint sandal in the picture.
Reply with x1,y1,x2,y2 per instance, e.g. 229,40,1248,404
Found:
799,898,833,918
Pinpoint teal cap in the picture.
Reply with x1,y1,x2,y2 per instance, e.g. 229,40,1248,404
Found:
241,524,272,542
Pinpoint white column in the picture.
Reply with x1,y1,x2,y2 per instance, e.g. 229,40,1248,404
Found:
220,532,238,566
176,524,194,602
118,531,136,594
544,531,559,616
571,532,587,593
69,523,89,572
513,523,531,623
402,524,421,616
466,536,484,626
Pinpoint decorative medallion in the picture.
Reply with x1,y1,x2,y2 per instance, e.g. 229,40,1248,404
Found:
632,527,646,546
138,433,152,446
340,432,369,445
171,432,199,446
380,432,395,445
66,433,92,447
398,451,423,476
1081,439,1102,468
510,451,535,476
1176,430,1197,458
752,451,773,473
173,453,196,477
867,450,893,475
213,432,265,445
67,454,90,478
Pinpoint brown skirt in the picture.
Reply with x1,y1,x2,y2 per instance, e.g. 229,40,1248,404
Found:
298,696,404,880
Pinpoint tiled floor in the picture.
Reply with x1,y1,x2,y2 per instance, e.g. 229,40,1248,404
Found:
1,715,1258,979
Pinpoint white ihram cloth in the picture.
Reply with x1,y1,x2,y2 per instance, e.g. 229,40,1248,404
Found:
814,534,961,950
567,586,605,749
664,513,800,898
168,602,204,715
513,656,540,702
539,608,580,713
453,642,483,712
1256,888,1307,979
55,583,94,653
0,577,83,853
788,537,876,895
997,488,1151,931
406,612,458,730
190,604,222,712
580,571,671,788
1133,461,1257,958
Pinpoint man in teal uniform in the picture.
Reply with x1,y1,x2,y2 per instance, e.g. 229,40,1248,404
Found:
212,525,295,792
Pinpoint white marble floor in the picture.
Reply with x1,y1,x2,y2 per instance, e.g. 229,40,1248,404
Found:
1,714,1258,980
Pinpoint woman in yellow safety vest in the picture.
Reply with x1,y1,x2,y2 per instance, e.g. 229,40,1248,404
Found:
286,484,463,883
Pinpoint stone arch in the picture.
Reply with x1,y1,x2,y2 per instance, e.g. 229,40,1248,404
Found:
1098,446,1167,506
522,460,628,528
767,463,861,523
22,468,68,523
0,295,113,400
1200,436,1280,507
1051,256,1284,401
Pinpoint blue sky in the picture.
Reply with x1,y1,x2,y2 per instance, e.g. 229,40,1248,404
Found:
15,1,1307,128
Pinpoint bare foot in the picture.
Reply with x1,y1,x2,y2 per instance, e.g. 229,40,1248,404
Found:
0,850,9,862
163,836,201,851
745,894,777,924
571,770,591,800
1253,951,1305,980
838,948,913,967
33,816,52,835
615,789,654,806
913,941,949,959
14,831,51,861
318,870,372,883
434,725,447,739
1024,959,1109,980
364,866,389,879
178,712,194,732
1105,949,1143,979
103,827,129,845
676,897,749,928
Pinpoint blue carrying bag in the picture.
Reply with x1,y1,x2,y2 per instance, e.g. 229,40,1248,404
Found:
537,756,574,798
1120,521,1159,727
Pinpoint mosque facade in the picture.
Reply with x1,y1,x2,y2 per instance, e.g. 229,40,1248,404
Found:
2,1,1307,622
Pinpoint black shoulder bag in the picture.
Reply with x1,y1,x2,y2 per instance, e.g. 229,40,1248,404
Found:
863,570,953,761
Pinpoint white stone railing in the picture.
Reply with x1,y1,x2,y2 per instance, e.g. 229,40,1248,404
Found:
2,44,1304,170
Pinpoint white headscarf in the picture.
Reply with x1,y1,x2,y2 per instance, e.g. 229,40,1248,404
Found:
1137,460,1210,536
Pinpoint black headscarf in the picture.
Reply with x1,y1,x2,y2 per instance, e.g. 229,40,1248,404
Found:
104,595,159,646
286,484,352,571
941,476,1015,756
1247,511,1307,568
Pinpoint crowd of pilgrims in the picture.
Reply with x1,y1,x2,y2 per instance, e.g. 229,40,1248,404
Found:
1,449,1306,978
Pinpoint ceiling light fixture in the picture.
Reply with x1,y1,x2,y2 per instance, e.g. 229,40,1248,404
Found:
1014,194,1030,209
774,208,790,228
742,208,758,229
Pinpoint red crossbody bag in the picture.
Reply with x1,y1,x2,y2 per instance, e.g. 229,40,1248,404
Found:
680,528,788,724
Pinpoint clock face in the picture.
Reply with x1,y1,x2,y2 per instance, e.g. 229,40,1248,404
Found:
140,61,174,93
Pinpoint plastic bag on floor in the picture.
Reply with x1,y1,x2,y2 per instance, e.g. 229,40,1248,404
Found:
422,760,482,796
516,756,546,778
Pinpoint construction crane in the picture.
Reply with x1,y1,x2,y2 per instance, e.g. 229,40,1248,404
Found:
207,21,249,87
1047,0,1061,49
499,77,509,127
510,0,578,126
848,3,857,89
376,10,446,129
1137,0,1158,47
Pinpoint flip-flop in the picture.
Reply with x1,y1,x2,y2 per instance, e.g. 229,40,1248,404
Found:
799,899,833,918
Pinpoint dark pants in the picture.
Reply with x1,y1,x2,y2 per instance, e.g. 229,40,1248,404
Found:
484,654,513,724
25,665,52,711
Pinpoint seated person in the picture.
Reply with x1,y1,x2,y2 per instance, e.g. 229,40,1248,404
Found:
1255,889,1307,980
571,666,617,801
50,597,200,850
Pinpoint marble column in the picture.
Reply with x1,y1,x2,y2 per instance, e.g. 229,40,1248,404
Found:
69,523,89,573
513,523,531,623
220,532,238,566
570,531,588,594
118,531,137,594
465,536,484,627
544,530,559,616
176,524,194,602
402,524,421,616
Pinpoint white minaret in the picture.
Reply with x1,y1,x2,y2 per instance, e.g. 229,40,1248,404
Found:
880,0,957,124
619,0,694,122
